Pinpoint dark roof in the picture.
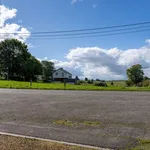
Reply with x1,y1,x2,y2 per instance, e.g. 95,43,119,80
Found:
54,68,72,75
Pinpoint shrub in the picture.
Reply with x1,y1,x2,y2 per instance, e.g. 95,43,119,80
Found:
79,80,87,84
87,80,94,84
111,81,114,86
125,80,133,87
94,81,107,87
137,82,143,87
142,80,150,87
75,80,81,85
144,76,149,80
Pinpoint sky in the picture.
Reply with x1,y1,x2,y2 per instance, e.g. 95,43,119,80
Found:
1,0,150,79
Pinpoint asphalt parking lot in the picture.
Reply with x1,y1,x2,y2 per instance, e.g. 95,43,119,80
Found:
0,89,150,149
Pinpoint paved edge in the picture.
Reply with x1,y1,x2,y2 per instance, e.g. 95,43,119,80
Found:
0,132,113,150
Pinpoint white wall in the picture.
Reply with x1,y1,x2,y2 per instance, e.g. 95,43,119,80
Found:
53,69,72,79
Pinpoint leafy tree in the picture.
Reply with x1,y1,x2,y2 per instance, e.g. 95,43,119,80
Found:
96,79,100,81
85,77,88,81
25,56,43,81
144,76,149,80
75,76,79,81
42,61,55,81
0,39,43,81
0,39,30,80
126,64,144,85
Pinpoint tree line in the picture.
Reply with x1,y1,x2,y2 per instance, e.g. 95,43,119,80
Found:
0,39,55,81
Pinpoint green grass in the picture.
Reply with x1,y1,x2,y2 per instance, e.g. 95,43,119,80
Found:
0,80,150,91
106,80,126,87
53,120,77,127
131,139,150,150
53,120,101,127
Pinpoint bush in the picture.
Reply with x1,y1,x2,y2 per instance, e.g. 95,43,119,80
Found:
142,80,150,87
94,81,107,87
75,80,81,85
79,80,87,84
137,82,143,87
43,79,52,83
111,81,114,86
87,80,94,84
125,80,133,87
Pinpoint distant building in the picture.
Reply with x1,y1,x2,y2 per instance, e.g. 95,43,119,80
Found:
53,68,72,82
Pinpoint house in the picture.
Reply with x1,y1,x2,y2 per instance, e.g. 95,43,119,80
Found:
53,68,72,82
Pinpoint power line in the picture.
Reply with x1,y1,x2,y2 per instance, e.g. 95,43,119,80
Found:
28,28,150,40
30,25,150,37
25,21,150,34
0,21,150,35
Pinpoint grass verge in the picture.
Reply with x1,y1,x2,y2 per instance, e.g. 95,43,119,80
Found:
0,80,150,91
0,134,98,150
131,139,150,150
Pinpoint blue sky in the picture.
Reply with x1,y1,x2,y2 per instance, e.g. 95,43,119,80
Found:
1,0,150,79
2,0,150,60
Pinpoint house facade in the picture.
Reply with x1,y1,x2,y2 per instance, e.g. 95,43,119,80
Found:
53,68,72,81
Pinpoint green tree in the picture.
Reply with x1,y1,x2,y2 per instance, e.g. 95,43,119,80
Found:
25,56,43,81
126,64,144,85
75,76,79,81
85,77,88,81
0,39,30,80
42,61,55,81
143,76,149,80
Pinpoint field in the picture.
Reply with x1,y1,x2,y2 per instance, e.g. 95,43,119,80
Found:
0,80,150,91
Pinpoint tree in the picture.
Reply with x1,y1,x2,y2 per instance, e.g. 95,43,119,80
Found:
96,79,100,81
144,76,149,80
42,61,55,81
25,56,43,81
75,76,79,81
0,39,30,80
126,64,144,85
85,77,88,81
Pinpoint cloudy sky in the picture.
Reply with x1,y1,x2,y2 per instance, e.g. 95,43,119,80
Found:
1,0,150,79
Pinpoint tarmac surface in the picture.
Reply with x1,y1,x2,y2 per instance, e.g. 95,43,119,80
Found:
0,89,150,149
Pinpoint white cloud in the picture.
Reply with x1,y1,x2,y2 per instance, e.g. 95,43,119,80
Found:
49,41,150,80
44,57,48,60
71,0,83,4
145,39,150,45
0,5,30,42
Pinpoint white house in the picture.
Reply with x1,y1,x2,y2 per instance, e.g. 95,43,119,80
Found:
53,68,72,81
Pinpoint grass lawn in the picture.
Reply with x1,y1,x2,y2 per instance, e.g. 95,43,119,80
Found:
0,134,97,150
0,80,150,91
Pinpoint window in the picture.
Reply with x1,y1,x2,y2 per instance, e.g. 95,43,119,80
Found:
56,73,58,76
62,72,64,77
69,76,71,79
